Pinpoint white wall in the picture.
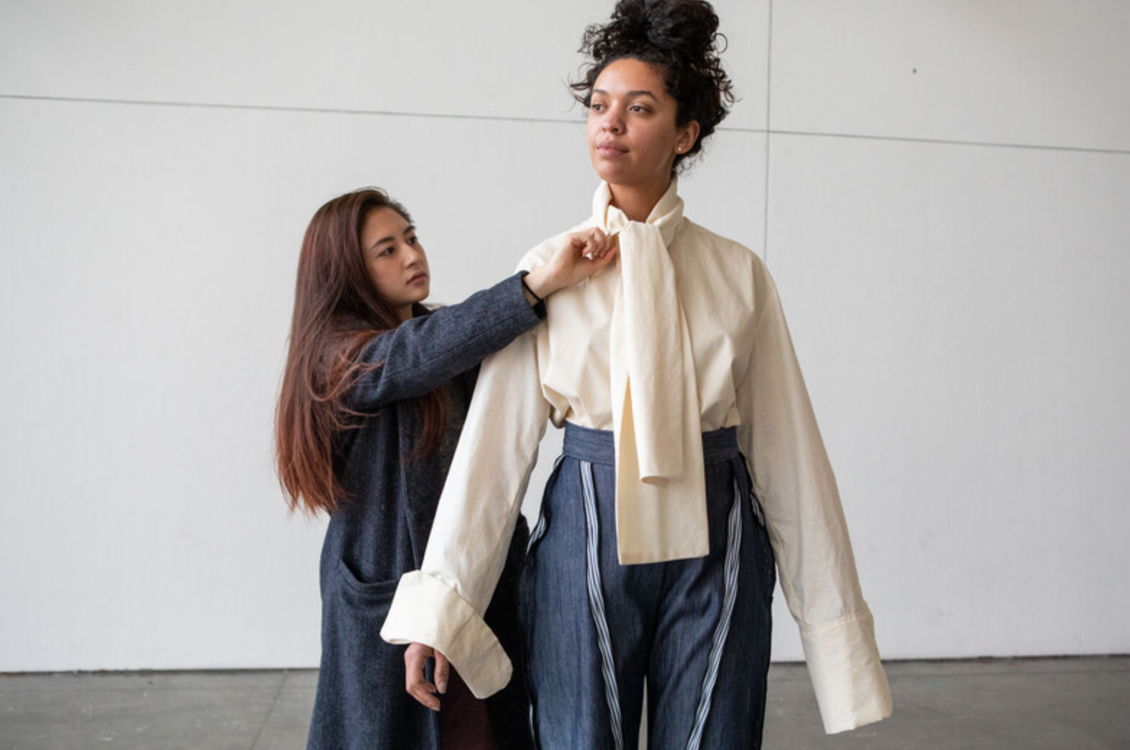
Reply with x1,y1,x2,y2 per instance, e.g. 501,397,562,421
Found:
0,0,1126,672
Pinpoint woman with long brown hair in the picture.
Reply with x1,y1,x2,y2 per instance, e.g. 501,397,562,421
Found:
276,187,615,750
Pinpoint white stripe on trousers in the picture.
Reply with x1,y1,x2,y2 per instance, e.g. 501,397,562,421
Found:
684,476,744,750
527,455,564,557
580,460,625,750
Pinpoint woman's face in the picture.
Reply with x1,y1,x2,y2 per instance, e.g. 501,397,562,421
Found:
587,57,698,196
360,207,430,322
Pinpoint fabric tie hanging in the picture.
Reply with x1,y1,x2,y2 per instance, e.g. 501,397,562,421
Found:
595,179,709,564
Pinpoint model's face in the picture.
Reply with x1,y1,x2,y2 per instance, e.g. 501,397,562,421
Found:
360,207,429,322
587,57,698,196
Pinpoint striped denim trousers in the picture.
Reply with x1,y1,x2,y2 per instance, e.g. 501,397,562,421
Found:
519,423,776,750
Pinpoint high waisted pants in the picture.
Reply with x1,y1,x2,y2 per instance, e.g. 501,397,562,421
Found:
519,423,776,750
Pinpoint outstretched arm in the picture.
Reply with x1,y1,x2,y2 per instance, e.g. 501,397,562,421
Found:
349,229,614,410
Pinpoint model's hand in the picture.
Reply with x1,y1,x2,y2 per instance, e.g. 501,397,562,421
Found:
524,228,618,301
405,642,449,711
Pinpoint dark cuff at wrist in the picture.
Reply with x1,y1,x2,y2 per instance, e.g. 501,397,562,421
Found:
519,271,547,319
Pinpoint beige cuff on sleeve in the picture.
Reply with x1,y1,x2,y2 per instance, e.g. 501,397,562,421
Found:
800,607,894,734
380,570,513,699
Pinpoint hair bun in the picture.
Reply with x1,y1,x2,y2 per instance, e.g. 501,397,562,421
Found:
606,0,722,60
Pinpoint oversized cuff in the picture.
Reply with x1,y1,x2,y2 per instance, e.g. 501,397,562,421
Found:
380,570,512,699
800,607,893,734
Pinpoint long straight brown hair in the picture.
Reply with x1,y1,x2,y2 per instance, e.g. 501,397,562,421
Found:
275,188,448,515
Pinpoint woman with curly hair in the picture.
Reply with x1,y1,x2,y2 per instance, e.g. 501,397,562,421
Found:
383,2,893,747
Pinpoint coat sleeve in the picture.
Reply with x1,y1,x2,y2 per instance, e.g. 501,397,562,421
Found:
346,273,543,410
735,264,893,734
381,260,553,699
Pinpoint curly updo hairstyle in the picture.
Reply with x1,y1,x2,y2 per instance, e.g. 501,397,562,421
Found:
571,0,736,173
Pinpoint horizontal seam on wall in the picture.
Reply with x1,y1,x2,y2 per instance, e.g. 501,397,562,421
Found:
2,93,1128,157
770,127,1130,157
0,93,584,126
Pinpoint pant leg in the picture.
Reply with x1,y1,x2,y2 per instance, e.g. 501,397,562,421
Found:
647,458,776,750
519,457,654,750
520,456,609,749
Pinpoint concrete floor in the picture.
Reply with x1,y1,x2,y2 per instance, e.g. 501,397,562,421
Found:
2,657,1127,749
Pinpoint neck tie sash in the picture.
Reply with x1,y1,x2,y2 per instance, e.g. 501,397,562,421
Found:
596,180,709,564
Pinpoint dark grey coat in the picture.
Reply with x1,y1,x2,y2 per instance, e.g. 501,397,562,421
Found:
306,274,541,750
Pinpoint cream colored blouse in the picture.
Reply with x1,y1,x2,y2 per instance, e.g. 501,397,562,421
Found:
382,181,893,734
